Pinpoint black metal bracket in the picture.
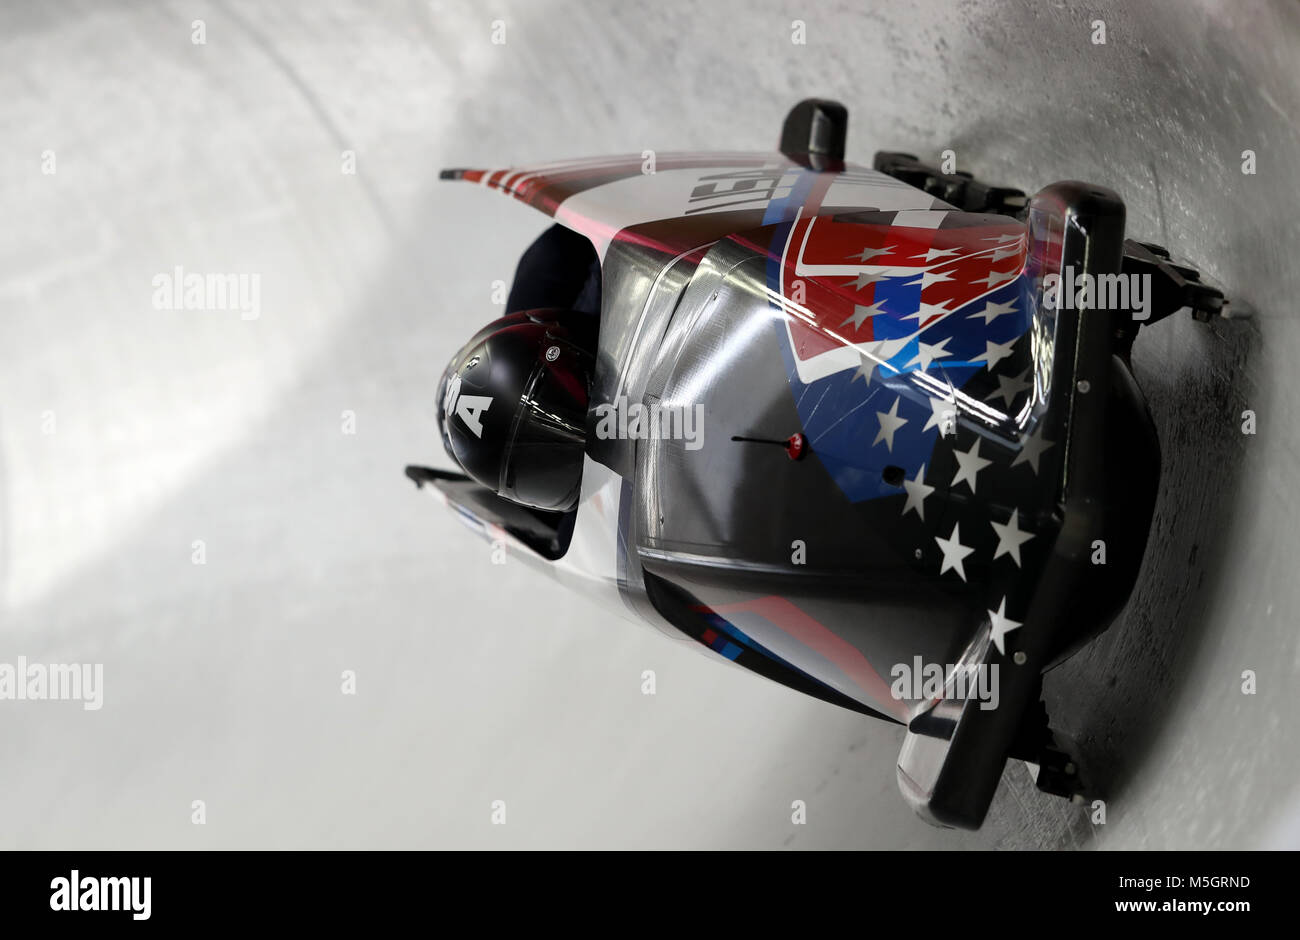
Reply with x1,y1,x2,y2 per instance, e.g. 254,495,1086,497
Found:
873,151,1028,217
1122,238,1226,322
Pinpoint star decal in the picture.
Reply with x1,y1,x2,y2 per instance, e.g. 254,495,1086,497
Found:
952,437,992,493
901,464,935,521
849,338,906,383
901,301,953,328
935,523,975,582
873,396,908,452
974,336,1017,371
981,267,1019,288
988,596,1023,655
905,337,954,371
921,269,954,289
1011,424,1055,474
847,245,893,263
990,508,1034,566
985,368,1032,406
967,299,1018,325
841,300,888,332
844,271,887,291
923,246,962,262
849,349,876,384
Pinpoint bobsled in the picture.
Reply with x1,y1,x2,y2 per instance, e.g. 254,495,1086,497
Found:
410,100,1243,829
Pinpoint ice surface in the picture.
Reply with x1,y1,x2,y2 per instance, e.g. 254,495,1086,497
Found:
1,0,1297,848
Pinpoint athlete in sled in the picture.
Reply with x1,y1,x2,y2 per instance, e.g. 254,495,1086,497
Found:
408,100,1244,829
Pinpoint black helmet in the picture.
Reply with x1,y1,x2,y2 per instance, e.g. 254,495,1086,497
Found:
437,309,593,512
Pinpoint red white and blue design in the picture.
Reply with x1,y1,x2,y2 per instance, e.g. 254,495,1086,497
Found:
760,172,1032,503
431,106,1188,829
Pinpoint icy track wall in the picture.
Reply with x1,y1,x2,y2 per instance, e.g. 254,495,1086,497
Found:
0,0,1296,848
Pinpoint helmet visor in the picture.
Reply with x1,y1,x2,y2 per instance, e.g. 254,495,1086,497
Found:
500,361,587,512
